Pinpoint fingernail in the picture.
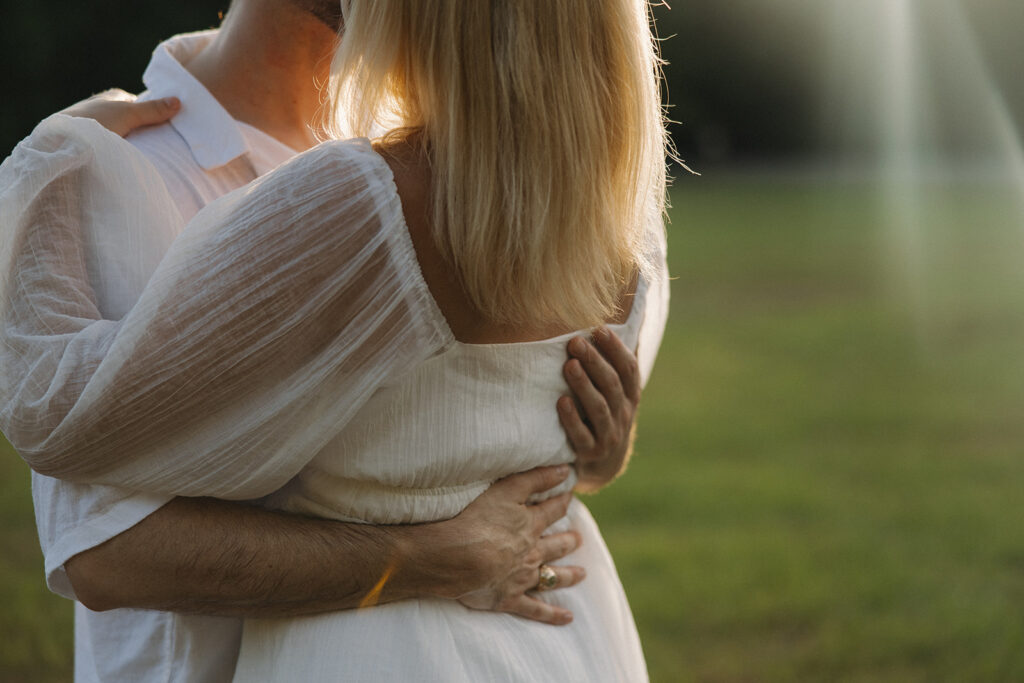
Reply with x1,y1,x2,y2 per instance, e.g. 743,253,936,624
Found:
569,337,587,356
593,327,609,343
163,97,181,109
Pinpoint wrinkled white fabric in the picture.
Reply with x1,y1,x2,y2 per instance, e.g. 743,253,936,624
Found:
1,104,669,683
263,264,653,525
1,115,451,499
239,501,649,682
239,240,661,682
27,30,306,683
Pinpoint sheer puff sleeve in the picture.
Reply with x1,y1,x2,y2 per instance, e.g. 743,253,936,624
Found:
0,115,452,499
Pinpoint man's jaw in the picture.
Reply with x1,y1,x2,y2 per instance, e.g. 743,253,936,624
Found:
289,0,343,33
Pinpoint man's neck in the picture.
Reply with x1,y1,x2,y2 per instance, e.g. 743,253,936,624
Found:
184,0,338,152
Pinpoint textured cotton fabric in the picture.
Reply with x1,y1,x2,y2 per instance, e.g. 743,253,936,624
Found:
239,503,648,682
1,81,669,683
22,30,304,683
239,256,659,682
1,115,451,499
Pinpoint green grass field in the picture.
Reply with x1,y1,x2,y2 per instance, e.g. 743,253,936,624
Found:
4,177,1024,681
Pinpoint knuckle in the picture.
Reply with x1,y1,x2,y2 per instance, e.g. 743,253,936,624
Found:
557,404,574,429
617,406,634,428
564,370,584,391
510,570,532,592
540,472,561,492
556,539,576,558
627,359,640,381
528,467,551,488
608,425,622,444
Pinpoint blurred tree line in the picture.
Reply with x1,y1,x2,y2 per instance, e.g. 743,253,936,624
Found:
2,1,1022,167
1,1,228,155
0,0,821,165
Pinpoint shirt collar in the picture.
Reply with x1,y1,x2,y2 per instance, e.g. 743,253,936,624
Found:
142,30,250,171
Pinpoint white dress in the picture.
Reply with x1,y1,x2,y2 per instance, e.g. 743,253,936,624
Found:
238,268,656,683
0,116,669,682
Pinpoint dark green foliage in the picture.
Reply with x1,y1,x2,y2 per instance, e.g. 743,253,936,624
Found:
0,1,227,156
3,3,1023,165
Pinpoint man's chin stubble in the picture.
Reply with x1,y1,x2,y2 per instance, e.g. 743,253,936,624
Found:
290,0,343,33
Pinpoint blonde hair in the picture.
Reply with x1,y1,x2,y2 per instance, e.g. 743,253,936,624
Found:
327,0,667,328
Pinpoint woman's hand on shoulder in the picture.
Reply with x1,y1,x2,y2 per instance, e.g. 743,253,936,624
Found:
559,327,642,493
60,89,181,138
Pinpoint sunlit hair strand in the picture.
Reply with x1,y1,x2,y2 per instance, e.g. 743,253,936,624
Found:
326,0,668,329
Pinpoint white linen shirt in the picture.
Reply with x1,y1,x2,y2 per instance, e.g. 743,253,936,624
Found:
30,30,297,683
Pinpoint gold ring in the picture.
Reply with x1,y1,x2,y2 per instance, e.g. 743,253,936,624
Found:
537,565,559,591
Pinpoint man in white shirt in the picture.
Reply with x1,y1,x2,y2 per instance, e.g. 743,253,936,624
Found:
27,1,646,681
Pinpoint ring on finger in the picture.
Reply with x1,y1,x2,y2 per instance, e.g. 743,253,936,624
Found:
537,565,559,592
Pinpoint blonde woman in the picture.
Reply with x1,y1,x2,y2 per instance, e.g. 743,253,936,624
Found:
1,0,668,679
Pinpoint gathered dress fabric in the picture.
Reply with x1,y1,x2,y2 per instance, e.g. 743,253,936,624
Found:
0,115,669,682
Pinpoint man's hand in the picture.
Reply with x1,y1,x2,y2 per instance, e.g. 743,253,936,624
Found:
559,327,641,493
408,465,585,625
61,89,181,138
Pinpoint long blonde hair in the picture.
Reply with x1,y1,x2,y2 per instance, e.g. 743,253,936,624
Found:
327,0,667,328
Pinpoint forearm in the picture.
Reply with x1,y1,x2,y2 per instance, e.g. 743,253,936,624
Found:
66,466,581,624
65,497,445,617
